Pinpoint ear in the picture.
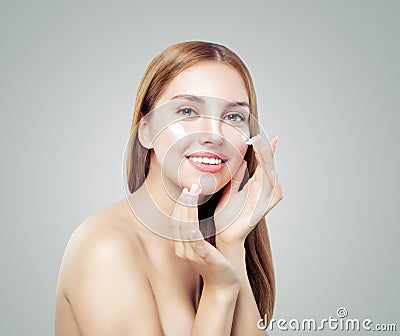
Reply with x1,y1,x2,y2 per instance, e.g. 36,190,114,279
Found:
137,116,154,149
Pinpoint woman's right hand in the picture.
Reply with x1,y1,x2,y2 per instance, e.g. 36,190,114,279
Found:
170,184,241,296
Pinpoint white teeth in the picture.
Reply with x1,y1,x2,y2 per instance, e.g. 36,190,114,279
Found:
188,156,222,165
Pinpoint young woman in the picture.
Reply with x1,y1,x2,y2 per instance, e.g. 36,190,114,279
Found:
55,41,283,336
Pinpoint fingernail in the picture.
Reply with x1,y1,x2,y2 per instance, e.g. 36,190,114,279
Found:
189,183,200,196
183,187,189,194
189,183,199,195
245,134,261,145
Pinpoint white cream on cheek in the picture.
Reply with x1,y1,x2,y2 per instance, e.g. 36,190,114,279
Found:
166,123,186,137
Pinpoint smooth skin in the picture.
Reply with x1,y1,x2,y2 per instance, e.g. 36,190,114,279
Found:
55,63,283,335
54,136,280,336
169,135,281,336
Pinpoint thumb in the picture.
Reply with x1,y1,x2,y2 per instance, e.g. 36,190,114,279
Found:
171,184,201,235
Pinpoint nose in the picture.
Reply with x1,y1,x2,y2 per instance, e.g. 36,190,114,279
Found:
197,116,224,146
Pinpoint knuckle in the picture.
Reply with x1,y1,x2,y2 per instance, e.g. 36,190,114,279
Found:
197,250,209,259
194,244,210,259
175,247,185,259
175,252,185,259
177,222,186,233
185,250,197,262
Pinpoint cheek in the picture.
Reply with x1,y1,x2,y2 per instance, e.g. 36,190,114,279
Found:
221,126,248,158
152,127,183,161
235,140,248,157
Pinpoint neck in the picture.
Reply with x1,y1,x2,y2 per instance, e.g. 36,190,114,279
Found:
143,164,182,217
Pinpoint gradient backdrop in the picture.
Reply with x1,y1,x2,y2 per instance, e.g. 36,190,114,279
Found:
1,0,399,335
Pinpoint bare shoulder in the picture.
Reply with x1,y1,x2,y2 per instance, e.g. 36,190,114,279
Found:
56,199,163,336
59,200,144,291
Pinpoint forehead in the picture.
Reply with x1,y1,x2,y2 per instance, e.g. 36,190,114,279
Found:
155,62,249,108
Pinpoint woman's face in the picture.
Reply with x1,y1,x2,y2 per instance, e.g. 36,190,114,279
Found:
141,62,250,196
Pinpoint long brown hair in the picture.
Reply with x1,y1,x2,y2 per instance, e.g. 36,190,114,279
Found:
126,41,275,324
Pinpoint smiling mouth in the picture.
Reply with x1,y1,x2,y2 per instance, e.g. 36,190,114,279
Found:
185,153,227,173
187,156,223,165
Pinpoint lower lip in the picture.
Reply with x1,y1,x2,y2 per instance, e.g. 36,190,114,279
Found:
186,157,226,173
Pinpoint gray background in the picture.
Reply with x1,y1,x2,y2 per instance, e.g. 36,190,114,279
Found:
1,0,399,335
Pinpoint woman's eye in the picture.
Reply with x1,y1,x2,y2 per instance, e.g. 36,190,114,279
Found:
224,113,245,122
178,108,196,117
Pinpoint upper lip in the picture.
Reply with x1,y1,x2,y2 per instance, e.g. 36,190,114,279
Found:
186,151,228,162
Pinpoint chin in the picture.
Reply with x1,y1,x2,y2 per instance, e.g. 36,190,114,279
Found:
180,176,229,197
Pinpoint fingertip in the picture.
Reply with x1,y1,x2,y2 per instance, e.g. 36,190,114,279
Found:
272,135,278,152
189,183,202,196
245,134,261,145
179,186,199,206
174,242,185,258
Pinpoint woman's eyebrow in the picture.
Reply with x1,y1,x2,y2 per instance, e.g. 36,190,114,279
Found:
170,94,205,103
170,94,250,111
226,101,250,110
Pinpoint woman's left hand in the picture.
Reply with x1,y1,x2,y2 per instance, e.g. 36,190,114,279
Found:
214,134,283,248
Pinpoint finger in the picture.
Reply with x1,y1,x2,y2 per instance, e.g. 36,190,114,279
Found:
249,173,283,227
171,186,199,258
251,135,275,188
270,135,278,154
268,173,283,211
171,189,187,257
252,134,274,172
172,185,199,222
189,228,223,263
188,228,211,260
230,160,247,193
181,185,201,259
188,183,201,230
245,136,277,226
219,159,247,210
